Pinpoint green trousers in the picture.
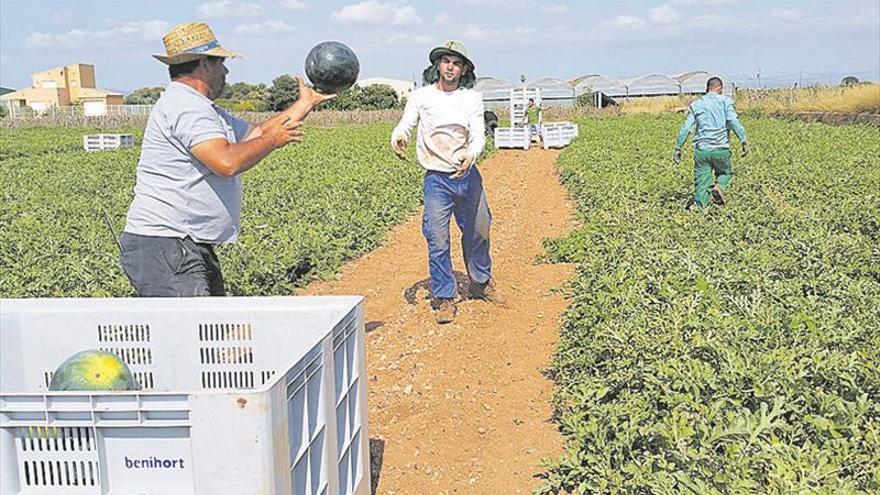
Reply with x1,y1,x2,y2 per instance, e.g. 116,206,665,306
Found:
693,147,732,207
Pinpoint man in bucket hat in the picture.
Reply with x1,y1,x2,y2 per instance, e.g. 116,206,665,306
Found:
120,22,332,296
391,40,506,324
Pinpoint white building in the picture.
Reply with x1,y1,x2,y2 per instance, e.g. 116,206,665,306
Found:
356,77,416,100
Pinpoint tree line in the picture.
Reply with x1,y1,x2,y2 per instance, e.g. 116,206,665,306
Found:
124,75,403,111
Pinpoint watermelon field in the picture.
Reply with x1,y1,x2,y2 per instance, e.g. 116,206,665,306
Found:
540,115,880,494
1,114,878,494
0,123,426,297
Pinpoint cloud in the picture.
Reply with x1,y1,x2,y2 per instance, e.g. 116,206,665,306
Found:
601,4,679,32
331,1,421,26
278,0,308,10
434,12,450,25
594,1,878,44
539,4,567,14
672,0,736,5
462,24,536,40
603,15,648,31
51,12,77,25
648,4,680,25
26,20,171,48
770,8,804,21
385,33,432,44
197,1,263,19
234,21,297,35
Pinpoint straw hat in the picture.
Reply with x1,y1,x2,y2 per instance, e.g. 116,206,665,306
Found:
153,22,240,65
429,40,474,71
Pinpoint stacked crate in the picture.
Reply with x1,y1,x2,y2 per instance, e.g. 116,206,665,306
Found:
494,88,542,150
83,134,135,152
509,87,542,130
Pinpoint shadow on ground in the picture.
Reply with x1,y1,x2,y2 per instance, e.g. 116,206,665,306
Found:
365,320,385,333
370,438,385,495
403,271,474,305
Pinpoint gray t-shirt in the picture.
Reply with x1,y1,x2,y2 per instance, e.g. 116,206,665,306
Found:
124,81,250,244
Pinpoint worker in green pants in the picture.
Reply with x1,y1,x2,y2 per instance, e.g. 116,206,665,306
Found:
673,76,749,207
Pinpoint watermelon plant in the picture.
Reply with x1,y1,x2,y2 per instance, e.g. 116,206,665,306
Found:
0,123,429,296
539,115,880,494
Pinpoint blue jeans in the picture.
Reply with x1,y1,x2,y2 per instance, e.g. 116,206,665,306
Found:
422,169,493,300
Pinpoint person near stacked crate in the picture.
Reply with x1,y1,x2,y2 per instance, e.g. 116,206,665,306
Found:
390,40,507,324
119,22,333,296
524,98,543,142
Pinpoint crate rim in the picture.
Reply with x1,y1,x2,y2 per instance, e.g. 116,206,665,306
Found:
1,295,364,396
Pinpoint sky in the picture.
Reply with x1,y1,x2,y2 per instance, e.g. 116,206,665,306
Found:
1,0,878,93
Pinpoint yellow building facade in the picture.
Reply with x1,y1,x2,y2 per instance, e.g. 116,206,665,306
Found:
0,63,123,113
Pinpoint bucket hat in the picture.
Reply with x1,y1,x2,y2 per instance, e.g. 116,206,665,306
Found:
429,40,474,71
153,22,240,65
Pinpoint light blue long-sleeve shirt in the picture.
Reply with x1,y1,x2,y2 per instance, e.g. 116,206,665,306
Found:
675,93,748,150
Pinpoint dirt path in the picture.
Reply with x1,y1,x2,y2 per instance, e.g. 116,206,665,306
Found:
304,147,577,494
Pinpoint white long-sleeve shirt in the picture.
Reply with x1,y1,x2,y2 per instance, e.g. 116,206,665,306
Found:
391,84,486,173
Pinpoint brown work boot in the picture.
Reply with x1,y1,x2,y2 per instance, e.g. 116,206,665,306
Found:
711,184,727,205
469,279,508,305
433,298,456,324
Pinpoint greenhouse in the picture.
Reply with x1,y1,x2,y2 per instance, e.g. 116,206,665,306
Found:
525,77,576,107
475,70,740,107
474,77,515,109
674,71,734,95
573,75,627,97
622,74,681,97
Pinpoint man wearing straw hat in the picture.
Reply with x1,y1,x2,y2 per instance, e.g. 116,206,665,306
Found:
120,22,332,296
391,41,506,324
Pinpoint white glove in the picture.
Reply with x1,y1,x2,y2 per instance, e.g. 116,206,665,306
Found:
390,131,408,160
451,151,477,179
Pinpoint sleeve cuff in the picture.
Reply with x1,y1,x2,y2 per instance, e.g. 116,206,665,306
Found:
190,131,227,149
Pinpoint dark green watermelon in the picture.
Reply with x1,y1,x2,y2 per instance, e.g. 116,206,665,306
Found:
49,350,139,391
305,41,360,94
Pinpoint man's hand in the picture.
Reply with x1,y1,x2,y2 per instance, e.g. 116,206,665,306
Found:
451,151,477,179
741,141,750,157
257,76,335,134
263,118,303,148
391,132,408,160
296,76,335,109
672,148,682,165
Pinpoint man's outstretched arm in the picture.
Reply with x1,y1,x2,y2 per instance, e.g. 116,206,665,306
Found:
675,110,695,150
191,119,303,177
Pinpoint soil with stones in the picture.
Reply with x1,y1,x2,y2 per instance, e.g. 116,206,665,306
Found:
304,147,577,494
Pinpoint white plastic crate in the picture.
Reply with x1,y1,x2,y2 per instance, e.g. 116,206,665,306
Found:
541,122,579,149
0,296,369,495
494,127,530,150
82,134,134,152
